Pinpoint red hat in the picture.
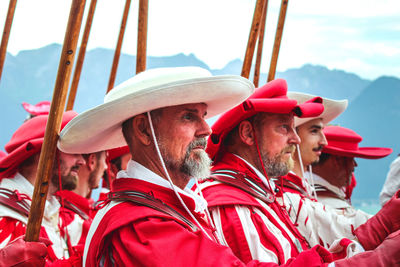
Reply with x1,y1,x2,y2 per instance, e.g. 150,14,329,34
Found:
107,146,130,161
206,79,324,159
22,101,51,116
0,151,6,160
0,111,78,179
322,125,392,159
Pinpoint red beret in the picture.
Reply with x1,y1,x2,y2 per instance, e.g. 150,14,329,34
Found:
322,125,392,159
22,101,51,116
107,146,130,161
206,79,324,160
0,111,78,179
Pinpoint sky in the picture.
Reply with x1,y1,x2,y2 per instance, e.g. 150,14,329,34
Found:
0,0,399,80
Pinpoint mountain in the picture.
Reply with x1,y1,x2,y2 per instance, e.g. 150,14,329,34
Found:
0,43,398,203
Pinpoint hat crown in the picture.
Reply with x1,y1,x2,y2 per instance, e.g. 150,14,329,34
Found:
288,91,348,127
5,111,78,153
324,126,362,144
105,67,212,103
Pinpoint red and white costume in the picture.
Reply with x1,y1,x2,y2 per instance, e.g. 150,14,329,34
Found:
55,190,94,250
311,172,372,225
84,160,333,267
275,171,367,249
0,173,69,261
199,153,337,265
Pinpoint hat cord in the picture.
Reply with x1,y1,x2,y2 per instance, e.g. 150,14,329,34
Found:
146,112,213,240
251,123,274,194
194,177,222,244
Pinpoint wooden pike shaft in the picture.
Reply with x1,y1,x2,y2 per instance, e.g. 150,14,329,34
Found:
107,0,132,93
253,0,268,87
0,0,17,82
136,0,148,74
267,0,289,82
66,0,98,111
25,0,86,242
241,0,266,79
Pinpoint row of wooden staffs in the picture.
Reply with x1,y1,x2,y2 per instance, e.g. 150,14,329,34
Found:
0,0,289,242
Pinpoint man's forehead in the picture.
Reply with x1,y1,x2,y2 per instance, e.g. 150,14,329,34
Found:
299,118,324,130
264,112,294,123
160,102,208,112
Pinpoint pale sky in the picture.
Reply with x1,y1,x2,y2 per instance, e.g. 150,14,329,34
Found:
1,0,399,80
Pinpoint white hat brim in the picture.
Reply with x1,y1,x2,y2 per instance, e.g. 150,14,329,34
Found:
287,91,348,127
59,68,254,154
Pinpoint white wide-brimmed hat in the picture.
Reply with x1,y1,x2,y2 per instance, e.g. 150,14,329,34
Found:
58,66,254,154
287,92,348,127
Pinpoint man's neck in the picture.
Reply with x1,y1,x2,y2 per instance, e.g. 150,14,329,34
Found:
73,181,90,198
292,160,306,178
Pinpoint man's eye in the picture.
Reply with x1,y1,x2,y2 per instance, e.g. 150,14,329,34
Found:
183,113,194,120
280,125,289,133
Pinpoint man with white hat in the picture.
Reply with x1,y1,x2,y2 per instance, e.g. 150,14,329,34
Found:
312,125,392,217
198,80,400,266
58,66,304,266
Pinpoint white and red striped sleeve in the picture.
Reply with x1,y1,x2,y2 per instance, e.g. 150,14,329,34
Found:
209,203,296,264
0,216,26,248
279,192,358,248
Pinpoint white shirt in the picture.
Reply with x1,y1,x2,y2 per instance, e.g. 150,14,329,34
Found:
380,156,400,206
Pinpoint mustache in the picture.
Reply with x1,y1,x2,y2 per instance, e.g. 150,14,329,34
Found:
312,145,324,152
282,145,296,154
70,165,80,172
187,138,207,152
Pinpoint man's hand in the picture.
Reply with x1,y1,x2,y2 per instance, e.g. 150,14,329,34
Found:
0,236,50,267
354,189,400,250
335,229,400,266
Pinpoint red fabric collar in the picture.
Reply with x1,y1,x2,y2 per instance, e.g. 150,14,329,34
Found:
211,152,264,185
112,178,199,216
201,152,269,207
55,190,94,217
274,172,309,196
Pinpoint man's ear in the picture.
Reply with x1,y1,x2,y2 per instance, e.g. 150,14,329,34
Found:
132,114,152,146
238,120,255,146
87,154,97,171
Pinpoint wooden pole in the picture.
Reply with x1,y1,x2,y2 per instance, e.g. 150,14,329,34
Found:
25,0,86,242
136,0,148,74
253,0,268,87
267,0,289,82
107,0,132,93
66,0,98,111
241,0,266,79
0,0,17,82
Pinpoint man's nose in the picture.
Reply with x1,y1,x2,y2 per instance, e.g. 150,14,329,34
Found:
76,154,86,165
319,132,328,147
290,128,301,145
197,119,212,138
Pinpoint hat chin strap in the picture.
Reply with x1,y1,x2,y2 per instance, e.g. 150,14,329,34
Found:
146,112,213,240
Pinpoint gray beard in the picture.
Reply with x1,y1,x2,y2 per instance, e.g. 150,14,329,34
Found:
159,138,211,181
262,147,294,178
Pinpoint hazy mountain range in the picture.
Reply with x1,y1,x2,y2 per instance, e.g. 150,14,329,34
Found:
1,43,399,204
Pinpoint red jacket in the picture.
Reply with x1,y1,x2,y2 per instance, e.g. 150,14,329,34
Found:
84,174,331,267
199,152,332,265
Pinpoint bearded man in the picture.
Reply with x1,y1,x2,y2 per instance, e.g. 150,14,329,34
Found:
0,111,87,264
58,66,307,266
199,79,400,266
